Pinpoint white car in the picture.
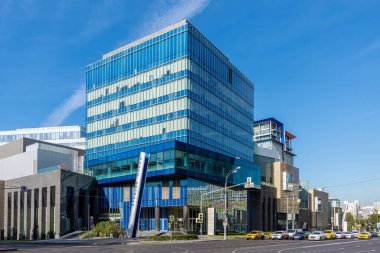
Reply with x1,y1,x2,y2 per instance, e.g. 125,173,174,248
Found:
335,231,346,239
343,232,353,239
351,230,359,238
271,231,289,240
308,231,326,241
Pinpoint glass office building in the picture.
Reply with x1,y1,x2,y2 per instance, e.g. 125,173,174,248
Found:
0,126,86,150
85,20,259,233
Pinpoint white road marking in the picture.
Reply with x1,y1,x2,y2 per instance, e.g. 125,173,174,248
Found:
277,240,362,253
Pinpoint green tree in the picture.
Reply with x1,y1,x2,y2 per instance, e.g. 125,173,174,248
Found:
347,213,355,231
369,214,380,230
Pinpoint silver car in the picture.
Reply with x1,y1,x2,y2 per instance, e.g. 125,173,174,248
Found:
351,230,359,238
308,231,326,241
343,232,353,239
335,231,346,239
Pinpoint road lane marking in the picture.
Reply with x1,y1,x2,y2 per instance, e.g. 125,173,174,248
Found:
277,240,362,253
232,241,322,253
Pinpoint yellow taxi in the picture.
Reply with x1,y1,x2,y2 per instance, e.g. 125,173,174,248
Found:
245,231,265,240
357,232,372,240
324,230,337,239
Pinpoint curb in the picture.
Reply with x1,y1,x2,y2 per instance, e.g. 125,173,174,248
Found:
0,248,17,252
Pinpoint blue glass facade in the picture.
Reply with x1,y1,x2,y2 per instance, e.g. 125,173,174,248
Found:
85,20,258,232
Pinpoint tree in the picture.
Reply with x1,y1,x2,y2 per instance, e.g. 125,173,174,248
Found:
346,213,355,231
369,214,380,230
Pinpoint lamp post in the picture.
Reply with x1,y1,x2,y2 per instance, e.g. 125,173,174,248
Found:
224,166,240,241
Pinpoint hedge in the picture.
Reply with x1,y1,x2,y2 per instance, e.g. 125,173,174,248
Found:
148,234,199,241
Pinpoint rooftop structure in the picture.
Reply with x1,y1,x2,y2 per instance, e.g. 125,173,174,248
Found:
0,126,86,150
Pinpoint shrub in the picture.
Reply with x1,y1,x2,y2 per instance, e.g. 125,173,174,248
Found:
148,234,198,241
80,232,93,239
81,221,124,239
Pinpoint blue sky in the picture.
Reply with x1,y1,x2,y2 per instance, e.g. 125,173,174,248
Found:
1,0,379,204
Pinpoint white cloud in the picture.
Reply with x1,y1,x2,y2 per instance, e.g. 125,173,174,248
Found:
129,0,211,41
41,84,86,127
42,0,210,127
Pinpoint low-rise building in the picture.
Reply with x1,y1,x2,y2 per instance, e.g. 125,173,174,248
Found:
2,169,96,240
328,198,343,230
0,126,86,150
0,138,85,179
309,188,329,230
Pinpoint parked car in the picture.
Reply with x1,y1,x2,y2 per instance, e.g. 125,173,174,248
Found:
324,230,337,239
308,231,326,241
287,229,301,238
351,230,359,238
245,231,265,240
271,231,289,240
369,231,378,237
343,232,353,239
303,231,311,239
292,232,307,240
335,231,346,239
358,232,372,240
263,232,273,239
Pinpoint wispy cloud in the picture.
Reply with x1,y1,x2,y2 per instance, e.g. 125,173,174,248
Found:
41,84,86,127
355,37,380,57
127,0,211,42
42,0,210,127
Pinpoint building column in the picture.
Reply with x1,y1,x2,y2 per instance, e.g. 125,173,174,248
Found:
23,191,27,240
17,192,21,240
38,188,42,239
4,193,9,240
74,187,79,231
155,206,160,233
46,187,51,238
10,193,14,240
269,198,273,231
30,190,35,240
183,205,189,232
247,189,262,231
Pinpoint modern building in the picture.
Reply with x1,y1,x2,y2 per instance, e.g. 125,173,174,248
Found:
253,118,299,230
328,198,343,230
309,188,329,230
360,206,374,219
85,20,260,233
0,126,86,150
0,138,85,179
1,169,96,240
298,180,311,230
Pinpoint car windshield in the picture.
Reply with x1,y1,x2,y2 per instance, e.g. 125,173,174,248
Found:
295,232,303,235
287,230,295,232
324,230,332,233
250,231,258,234
275,231,283,234
336,232,342,234
312,231,321,235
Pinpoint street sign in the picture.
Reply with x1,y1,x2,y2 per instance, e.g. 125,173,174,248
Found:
169,215,175,222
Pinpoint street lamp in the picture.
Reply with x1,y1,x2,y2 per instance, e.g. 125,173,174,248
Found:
224,166,240,241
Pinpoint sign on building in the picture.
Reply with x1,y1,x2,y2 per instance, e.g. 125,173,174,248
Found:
127,152,150,238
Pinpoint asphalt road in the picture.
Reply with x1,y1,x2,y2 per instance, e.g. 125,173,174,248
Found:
1,238,379,253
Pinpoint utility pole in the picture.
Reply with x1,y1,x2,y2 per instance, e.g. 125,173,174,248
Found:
286,197,289,231
292,195,295,230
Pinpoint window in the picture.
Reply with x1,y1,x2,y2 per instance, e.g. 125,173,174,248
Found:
228,68,232,84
